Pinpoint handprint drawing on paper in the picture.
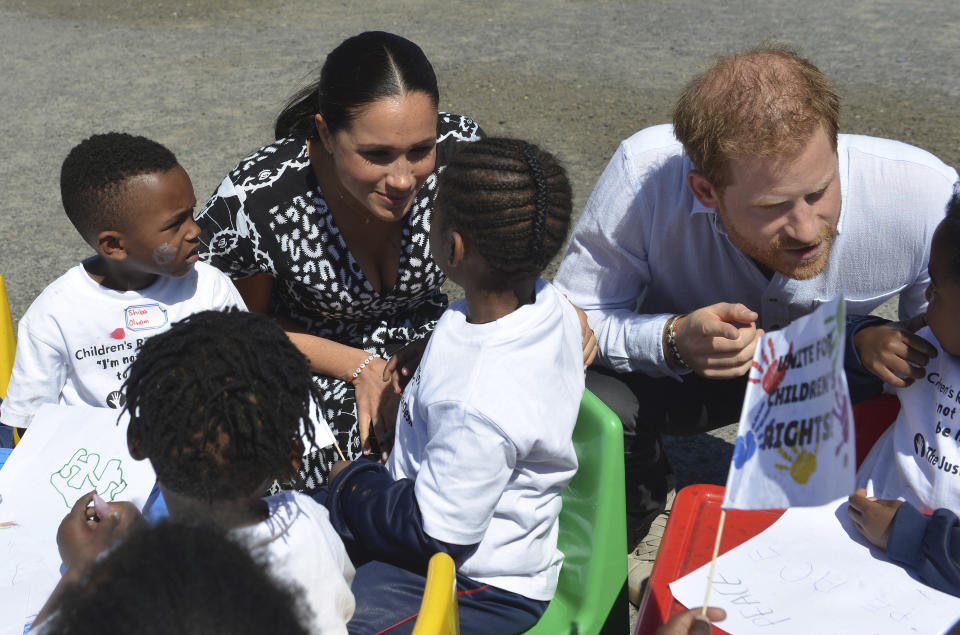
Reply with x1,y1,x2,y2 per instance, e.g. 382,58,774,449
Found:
748,339,794,394
775,439,820,484
833,391,851,459
733,401,775,468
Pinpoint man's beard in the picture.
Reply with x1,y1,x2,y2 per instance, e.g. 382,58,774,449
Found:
719,208,838,280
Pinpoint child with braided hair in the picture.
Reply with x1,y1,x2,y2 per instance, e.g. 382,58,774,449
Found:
322,138,584,634
122,309,355,634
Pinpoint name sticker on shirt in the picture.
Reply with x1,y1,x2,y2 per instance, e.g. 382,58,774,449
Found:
124,303,168,331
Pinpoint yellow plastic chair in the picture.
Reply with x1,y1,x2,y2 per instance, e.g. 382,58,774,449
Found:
0,274,14,400
0,274,19,446
412,552,460,635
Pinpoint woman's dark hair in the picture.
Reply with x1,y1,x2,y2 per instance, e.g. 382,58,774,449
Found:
48,522,311,635
122,309,320,501
435,138,573,281
275,31,439,139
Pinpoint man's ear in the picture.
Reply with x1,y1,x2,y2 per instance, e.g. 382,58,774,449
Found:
127,423,146,461
97,230,127,262
314,114,334,153
686,170,722,209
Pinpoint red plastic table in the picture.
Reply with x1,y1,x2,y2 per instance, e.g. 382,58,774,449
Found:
634,393,902,634
634,484,784,635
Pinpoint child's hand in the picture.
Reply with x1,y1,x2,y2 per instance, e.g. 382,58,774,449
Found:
330,460,352,482
656,607,726,634
853,321,936,387
56,490,143,571
847,488,903,550
383,337,430,394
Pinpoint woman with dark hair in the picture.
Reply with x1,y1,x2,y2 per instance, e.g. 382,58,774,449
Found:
196,31,482,489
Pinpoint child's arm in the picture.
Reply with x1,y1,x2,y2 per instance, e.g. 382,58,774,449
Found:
35,491,143,625
0,323,67,430
324,460,479,571
848,489,960,597
325,405,514,570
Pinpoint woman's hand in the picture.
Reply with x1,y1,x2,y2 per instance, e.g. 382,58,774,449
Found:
353,356,399,457
56,491,143,572
383,337,430,394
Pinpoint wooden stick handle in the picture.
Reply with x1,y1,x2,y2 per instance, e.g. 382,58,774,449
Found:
701,508,727,617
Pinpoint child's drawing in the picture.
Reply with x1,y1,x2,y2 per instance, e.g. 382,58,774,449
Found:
49,448,128,509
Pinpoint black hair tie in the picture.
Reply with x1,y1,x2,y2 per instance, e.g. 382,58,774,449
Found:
522,144,549,265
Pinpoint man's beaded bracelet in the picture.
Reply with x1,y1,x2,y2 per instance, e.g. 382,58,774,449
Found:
346,354,377,384
665,314,690,370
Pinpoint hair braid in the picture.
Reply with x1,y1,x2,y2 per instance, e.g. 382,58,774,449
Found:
522,144,549,265
123,310,320,501
436,138,572,281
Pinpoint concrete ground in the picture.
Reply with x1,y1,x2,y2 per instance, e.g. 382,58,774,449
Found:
1,1,957,632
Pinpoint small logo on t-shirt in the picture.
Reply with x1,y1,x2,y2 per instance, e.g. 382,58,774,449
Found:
106,391,126,409
110,328,126,340
124,303,168,331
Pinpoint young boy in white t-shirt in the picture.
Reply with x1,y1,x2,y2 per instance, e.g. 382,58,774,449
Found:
321,139,584,634
0,133,244,445
847,187,960,597
123,310,355,633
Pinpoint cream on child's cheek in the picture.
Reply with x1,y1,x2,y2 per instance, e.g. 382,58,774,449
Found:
153,243,176,265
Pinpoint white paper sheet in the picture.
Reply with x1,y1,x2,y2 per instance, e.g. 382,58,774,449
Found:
0,404,157,632
669,498,960,634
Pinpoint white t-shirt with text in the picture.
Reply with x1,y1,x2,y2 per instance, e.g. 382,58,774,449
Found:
857,326,960,513
1,261,245,428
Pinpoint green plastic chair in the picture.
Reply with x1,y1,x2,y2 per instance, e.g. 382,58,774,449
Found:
525,389,628,635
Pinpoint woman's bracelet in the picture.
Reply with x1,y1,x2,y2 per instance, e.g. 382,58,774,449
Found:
346,354,377,384
665,314,690,370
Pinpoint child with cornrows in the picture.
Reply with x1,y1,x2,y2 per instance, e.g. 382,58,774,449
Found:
321,138,584,634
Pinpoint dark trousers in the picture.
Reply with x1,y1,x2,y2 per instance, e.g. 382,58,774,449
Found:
348,559,548,635
586,367,747,540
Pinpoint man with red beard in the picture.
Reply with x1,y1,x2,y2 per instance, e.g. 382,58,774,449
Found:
554,47,957,568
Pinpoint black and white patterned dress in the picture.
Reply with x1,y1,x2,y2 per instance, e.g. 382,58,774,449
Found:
196,113,482,488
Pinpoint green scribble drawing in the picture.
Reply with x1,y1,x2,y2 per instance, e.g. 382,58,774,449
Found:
823,300,846,369
50,448,128,509
775,439,820,484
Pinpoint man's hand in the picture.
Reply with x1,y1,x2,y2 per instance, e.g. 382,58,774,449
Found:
847,488,903,550
572,304,599,369
56,491,143,572
854,321,936,387
670,303,762,378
